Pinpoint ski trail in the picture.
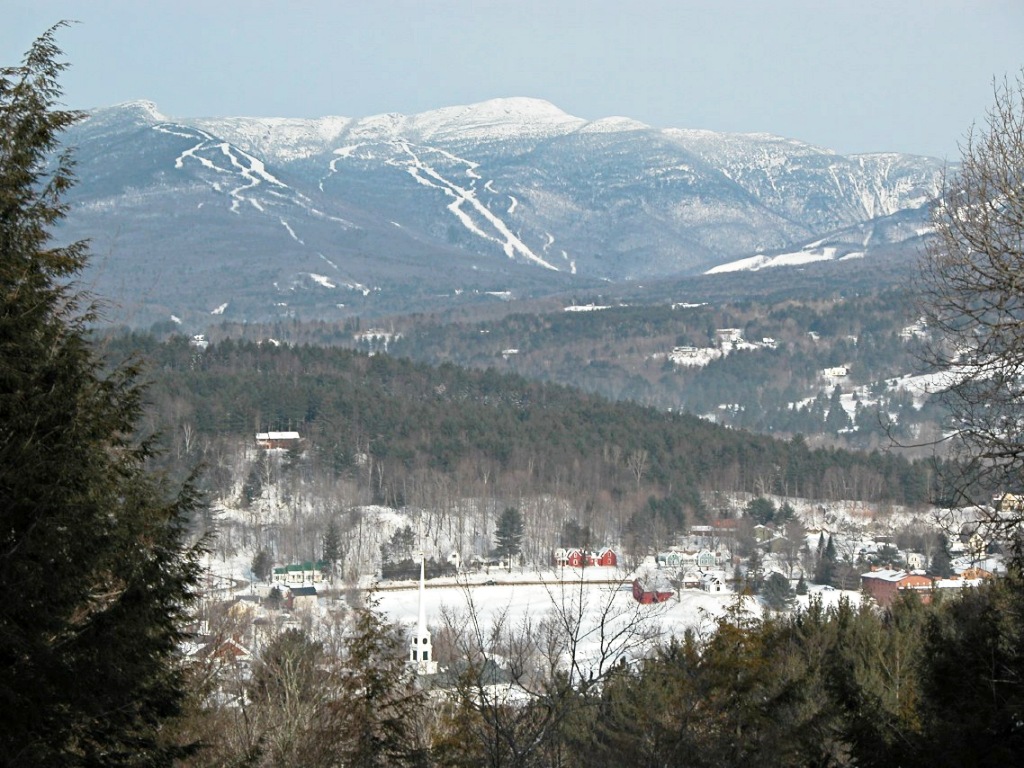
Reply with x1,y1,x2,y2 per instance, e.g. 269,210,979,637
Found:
395,141,557,270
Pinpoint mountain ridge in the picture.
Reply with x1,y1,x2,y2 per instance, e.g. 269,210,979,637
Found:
58,97,945,326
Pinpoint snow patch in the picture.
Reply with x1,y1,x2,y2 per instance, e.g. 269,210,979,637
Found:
308,273,336,289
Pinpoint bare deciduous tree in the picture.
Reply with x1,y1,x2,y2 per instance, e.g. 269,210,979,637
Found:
434,574,663,766
917,71,1024,536
626,448,648,495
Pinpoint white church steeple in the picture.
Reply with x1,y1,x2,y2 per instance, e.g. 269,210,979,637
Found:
409,517,438,675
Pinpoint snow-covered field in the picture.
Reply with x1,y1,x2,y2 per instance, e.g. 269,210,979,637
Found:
373,568,861,665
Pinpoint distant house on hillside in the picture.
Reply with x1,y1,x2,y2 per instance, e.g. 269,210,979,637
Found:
715,328,743,346
822,366,849,378
256,431,301,449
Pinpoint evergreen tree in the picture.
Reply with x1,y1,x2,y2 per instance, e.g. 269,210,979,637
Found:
241,460,264,508
0,26,205,765
744,496,777,526
382,524,416,566
493,507,525,568
762,572,794,611
322,517,342,580
335,598,429,767
929,533,954,578
776,501,796,523
746,548,764,593
252,548,274,582
814,535,837,586
560,518,592,548
825,385,851,433
912,575,1024,764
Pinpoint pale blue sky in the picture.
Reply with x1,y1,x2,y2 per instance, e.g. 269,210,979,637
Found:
4,1,1022,159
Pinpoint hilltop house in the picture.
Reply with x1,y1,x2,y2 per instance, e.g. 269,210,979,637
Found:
255,431,301,449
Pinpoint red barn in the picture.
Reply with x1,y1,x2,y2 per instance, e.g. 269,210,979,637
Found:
632,571,674,604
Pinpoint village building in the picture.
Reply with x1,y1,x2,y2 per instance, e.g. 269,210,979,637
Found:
288,585,319,612
657,549,717,570
679,568,704,590
860,568,934,607
272,560,329,585
993,492,1024,512
905,552,927,570
701,571,727,593
409,533,438,675
552,547,618,568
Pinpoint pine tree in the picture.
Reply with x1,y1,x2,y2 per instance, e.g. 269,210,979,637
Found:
815,535,837,586
493,507,525,569
929,533,954,578
335,598,429,767
744,497,777,526
0,27,205,765
321,516,344,584
252,548,274,582
763,572,795,611
825,385,852,433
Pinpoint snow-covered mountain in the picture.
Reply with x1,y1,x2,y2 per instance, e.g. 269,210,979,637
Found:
58,98,945,325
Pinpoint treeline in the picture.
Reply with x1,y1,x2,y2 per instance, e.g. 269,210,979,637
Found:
106,334,938,530
453,582,1024,767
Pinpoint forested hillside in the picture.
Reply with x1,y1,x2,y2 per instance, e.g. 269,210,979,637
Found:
192,288,950,452
108,333,937,549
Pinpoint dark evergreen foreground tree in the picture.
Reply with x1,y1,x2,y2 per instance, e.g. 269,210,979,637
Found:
0,26,205,765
